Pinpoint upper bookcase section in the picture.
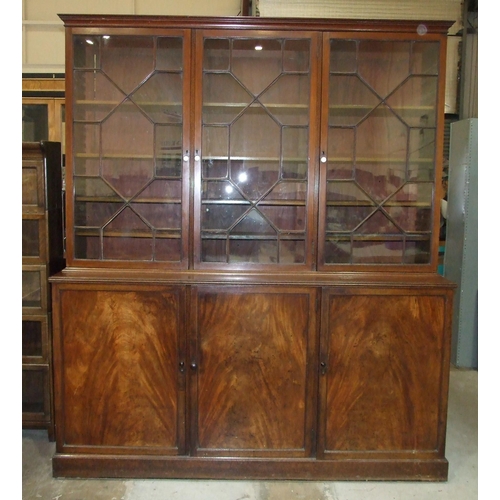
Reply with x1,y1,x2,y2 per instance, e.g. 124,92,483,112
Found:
60,15,452,272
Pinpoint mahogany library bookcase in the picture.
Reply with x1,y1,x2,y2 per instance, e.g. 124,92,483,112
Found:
50,14,456,481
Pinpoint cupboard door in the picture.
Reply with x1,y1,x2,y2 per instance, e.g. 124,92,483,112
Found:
68,31,191,267
194,30,321,270
318,289,451,458
53,285,186,455
191,286,319,457
319,34,445,270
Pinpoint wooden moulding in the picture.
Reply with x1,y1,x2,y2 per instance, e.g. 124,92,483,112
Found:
58,14,453,35
52,455,449,481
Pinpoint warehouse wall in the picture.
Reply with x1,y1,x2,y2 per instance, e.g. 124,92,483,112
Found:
21,0,242,73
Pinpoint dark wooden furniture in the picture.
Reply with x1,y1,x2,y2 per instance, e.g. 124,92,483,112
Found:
22,141,64,439
50,15,455,480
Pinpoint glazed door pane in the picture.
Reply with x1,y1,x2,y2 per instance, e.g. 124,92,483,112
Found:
197,33,318,268
71,34,189,265
22,104,49,142
321,38,440,267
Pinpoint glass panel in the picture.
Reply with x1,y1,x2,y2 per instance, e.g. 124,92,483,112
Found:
411,42,439,75
230,106,281,161
22,270,42,308
282,127,308,179
201,35,312,266
327,128,354,180
103,207,153,260
384,183,433,232
156,124,183,177
357,41,411,98
73,122,100,167
73,70,124,121
323,31,438,269
229,239,278,264
22,104,48,142
101,36,155,95
133,73,183,124
203,73,253,124
201,238,227,263
101,101,154,158
329,75,379,126
330,40,357,74
231,160,280,200
283,39,310,72
325,237,351,264
157,37,183,71
203,159,228,179
355,107,407,202
259,74,309,126
266,182,307,201
203,181,246,201
22,167,40,206
280,239,305,264
404,238,431,264
231,39,282,96
232,208,275,236
326,206,374,232
75,234,100,259
22,320,43,357
73,35,101,69
72,34,185,263
259,205,306,231
203,38,230,71
352,238,404,264
22,369,47,414
202,203,249,230
22,219,40,257
355,210,401,234
203,126,229,164
326,181,374,205
408,128,435,181
386,76,438,127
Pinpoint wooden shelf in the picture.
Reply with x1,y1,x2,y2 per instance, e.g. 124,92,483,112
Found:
75,228,181,238
202,198,305,205
76,196,182,204
326,201,432,207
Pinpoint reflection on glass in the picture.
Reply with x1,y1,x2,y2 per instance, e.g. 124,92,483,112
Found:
22,270,41,308
72,34,185,262
324,39,437,266
22,320,43,357
22,219,40,257
201,36,312,265
22,369,47,413
22,105,48,142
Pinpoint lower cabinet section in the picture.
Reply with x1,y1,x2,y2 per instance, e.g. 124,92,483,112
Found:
51,276,454,480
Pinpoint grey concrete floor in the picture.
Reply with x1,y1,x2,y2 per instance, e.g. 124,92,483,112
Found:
22,366,477,500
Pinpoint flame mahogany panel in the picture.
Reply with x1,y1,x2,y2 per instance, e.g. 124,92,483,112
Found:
192,287,318,457
320,291,449,457
58,287,184,453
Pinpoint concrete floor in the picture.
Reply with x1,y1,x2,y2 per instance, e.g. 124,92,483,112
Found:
22,366,477,500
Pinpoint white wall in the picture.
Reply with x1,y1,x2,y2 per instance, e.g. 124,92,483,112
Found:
22,0,242,73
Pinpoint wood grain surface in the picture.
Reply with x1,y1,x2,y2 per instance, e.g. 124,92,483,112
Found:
193,288,315,455
60,288,183,452
322,293,446,454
